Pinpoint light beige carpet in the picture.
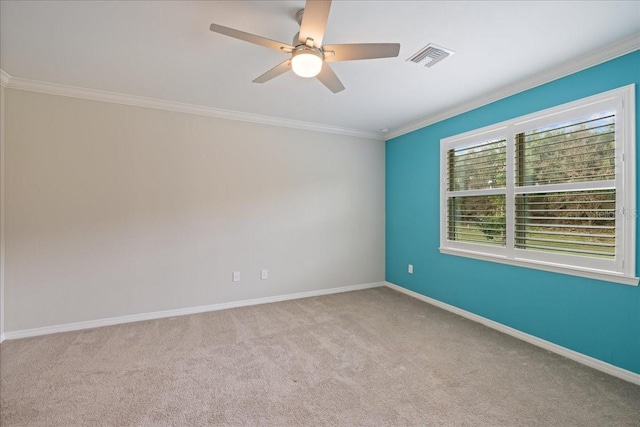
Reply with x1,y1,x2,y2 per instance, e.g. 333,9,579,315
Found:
1,287,639,426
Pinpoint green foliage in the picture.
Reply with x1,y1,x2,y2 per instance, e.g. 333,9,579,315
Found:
479,211,506,241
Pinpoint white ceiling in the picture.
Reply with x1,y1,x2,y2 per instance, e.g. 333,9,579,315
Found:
1,1,639,137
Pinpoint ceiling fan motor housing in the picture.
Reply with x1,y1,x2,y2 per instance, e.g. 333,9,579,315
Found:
295,9,305,26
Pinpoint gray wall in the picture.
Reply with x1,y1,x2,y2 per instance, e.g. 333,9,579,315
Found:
4,89,385,331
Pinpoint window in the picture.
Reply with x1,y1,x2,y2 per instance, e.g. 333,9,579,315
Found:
440,85,637,285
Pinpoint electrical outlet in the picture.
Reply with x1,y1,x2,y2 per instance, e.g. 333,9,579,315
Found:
233,271,240,282
408,264,414,274
261,269,268,280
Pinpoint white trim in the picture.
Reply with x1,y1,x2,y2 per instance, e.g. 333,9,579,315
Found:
439,247,639,286
2,281,384,341
387,33,640,140
0,84,5,343
0,71,383,141
621,86,637,279
0,70,10,87
384,281,640,386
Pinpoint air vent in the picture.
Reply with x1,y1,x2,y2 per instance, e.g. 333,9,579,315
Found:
407,44,455,67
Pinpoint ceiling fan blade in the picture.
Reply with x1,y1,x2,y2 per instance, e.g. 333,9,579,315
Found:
316,63,345,93
299,0,332,47
323,43,400,62
253,60,292,83
210,23,293,52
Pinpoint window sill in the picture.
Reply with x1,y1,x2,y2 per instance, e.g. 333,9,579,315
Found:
439,247,639,286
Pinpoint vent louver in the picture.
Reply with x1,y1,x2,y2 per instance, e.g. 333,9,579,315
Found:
407,44,455,67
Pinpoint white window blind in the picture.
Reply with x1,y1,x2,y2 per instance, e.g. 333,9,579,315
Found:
447,138,506,247
514,111,616,259
440,85,637,285
515,190,616,258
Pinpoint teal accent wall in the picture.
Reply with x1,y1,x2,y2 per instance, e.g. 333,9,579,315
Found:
385,51,640,374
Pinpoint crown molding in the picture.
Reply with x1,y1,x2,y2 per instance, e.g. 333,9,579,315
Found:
386,33,640,140
0,70,10,87
2,73,383,141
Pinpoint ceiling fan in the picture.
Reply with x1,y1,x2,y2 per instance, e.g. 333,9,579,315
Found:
209,0,400,93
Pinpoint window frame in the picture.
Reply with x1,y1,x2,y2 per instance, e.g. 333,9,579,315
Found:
439,84,637,286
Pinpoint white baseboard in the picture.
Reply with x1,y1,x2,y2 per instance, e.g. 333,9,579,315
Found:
8,280,637,386
2,281,384,341
384,281,640,386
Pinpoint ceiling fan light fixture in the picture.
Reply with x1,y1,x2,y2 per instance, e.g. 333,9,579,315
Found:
291,47,323,78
